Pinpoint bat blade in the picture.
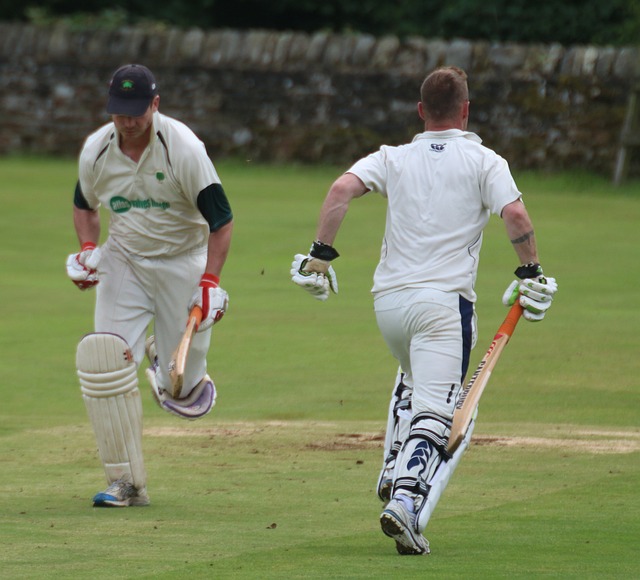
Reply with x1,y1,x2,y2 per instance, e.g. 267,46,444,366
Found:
447,302,523,454
168,306,203,398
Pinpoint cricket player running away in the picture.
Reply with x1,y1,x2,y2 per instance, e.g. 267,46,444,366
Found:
291,66,558,554
66,64,233,507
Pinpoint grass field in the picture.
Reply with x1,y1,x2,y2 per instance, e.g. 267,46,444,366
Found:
0,156,639,579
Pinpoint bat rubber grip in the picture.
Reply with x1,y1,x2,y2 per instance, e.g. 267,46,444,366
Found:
497,302,523,338
190,306,203,329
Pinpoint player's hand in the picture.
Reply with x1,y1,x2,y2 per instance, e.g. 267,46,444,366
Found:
189,273,228,332
291,253,339,301
66,242,102,290
503,265,558,321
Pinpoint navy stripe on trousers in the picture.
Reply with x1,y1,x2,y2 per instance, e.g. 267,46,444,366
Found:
459,295,474,385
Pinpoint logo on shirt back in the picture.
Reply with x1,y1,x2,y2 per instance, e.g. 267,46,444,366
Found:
431,143,446,152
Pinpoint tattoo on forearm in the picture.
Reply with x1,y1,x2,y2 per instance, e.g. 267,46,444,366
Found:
511,230,534,245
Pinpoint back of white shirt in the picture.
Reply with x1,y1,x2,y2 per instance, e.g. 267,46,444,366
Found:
347,129,522,302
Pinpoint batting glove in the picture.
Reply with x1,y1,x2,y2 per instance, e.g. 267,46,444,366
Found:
65,242,102,290
188,273,229,332
503,262,558,322
291,241,339,301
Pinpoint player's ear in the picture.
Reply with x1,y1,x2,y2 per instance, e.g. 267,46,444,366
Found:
417,102,426,121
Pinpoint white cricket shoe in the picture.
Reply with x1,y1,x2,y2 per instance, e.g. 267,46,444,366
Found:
380,497,430,555
93,479,150,507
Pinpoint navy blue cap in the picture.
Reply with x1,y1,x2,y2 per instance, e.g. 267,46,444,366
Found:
106,64,158,117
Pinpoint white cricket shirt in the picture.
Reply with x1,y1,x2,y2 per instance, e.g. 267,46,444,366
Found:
78,112,220,257
347,129,522,302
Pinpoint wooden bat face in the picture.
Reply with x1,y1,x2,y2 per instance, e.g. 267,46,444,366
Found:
168,306,203,398
447,302,523,453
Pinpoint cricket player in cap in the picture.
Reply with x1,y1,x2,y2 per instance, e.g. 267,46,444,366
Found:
291,66,558,554
67,64,233,507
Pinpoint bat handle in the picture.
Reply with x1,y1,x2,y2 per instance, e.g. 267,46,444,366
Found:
189,306,203,330
497,301,523,338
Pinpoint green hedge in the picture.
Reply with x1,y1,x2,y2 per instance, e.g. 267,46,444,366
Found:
4,0,639,46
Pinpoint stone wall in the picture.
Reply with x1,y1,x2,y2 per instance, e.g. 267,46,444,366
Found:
1,22,639,174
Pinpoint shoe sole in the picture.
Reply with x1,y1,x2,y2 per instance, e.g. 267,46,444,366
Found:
380,510,430,555
93,494,130,507
93,493,150,508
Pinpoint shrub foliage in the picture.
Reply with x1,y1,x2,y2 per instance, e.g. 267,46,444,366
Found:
3,0,640,46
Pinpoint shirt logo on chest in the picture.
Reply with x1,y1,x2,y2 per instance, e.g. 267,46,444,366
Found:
110,195,170,213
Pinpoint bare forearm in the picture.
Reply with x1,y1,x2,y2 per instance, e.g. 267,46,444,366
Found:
205,220,233,278
315,173,368,245
502,200,539,264
316,201,350,245
73,206,100,247
508,227,538,264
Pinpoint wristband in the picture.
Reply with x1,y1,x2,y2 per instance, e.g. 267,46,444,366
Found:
514,262,543,279
201,273,220,287
309,240,340,261
81,242,96,252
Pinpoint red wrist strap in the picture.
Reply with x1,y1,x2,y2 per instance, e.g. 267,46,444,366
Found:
81,242,96,251
200,273,220,287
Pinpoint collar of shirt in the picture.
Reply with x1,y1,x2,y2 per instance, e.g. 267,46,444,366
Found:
150,111,161,145
412,129,482,144
111,111,162,147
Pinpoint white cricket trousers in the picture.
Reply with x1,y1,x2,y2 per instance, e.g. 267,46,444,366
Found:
94,237,212,394
374,287,476,420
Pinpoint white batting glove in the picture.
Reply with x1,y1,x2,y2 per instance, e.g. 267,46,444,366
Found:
188,273,229,332
291,254,339,301
503,263,558,322
65,243,102,290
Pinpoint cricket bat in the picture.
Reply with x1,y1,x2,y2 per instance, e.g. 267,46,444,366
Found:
168,306,203,398
447,301,523,454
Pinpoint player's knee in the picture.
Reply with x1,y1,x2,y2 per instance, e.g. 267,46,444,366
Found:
77,332,138,397
408,411,452,450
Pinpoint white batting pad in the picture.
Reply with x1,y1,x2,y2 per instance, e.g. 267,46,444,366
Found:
376,369,412,501
416,412,477,533
147,367,216,421
77,333,146,491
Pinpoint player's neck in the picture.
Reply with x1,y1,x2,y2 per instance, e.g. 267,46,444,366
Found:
425,119,466,132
